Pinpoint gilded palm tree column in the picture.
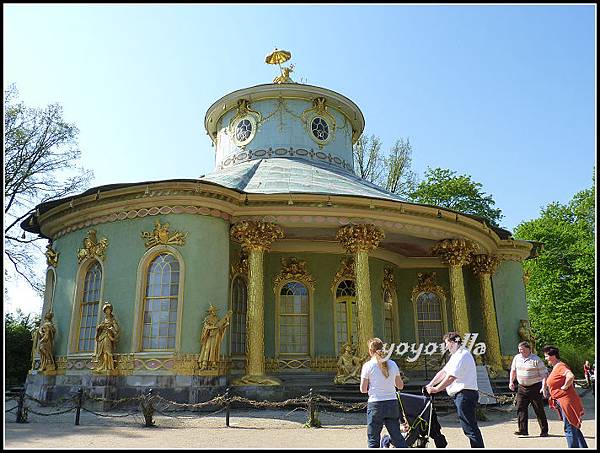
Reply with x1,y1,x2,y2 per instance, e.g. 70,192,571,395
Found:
431,239,478,337
336,224,385,359
471,254,504,375
230,220,284,386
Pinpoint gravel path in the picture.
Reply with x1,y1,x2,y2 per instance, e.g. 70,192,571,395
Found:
4,390,595,449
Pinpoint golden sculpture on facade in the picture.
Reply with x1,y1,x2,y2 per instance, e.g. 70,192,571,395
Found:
45,244,59,267
518,319,536,353
198,305,232,370
77,229,109,263
334,343,362,384
38,311,57,372
95,303,120,372
431,238,478,266
141,219,187,248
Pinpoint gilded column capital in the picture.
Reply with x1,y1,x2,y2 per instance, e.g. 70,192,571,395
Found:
431,238,477,266
336,224,385,253
470,254,500,276
230,220,285,251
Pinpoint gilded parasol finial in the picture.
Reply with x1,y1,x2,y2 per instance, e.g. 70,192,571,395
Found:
265,47,295,84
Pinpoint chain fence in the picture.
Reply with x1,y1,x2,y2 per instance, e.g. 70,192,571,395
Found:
5,386,516,429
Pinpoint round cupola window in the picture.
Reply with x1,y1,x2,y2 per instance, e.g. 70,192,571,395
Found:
235,119,252,142
311,117,329,141
230,115,257,146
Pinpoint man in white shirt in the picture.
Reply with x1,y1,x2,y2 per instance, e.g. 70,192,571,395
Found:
426,331,485,448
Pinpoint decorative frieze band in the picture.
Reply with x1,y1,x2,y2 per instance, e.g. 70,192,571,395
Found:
217,146,354,173
54,205,231,239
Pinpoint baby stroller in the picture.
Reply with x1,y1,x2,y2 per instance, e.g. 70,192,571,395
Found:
396,390,448,448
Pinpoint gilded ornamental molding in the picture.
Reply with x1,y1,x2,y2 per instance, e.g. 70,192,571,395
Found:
331,256,355,290
470,254,501,275
273,256,315,290
77,229,109,263
336,224,385,253
411,272,447,301
382,268,395,295
430,238,478,266
230,220,285,251
141,219,187,248
230,248,249,278
45,244,59,267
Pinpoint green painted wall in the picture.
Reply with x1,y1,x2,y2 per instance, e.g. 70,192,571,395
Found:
464,270,484,338
49,214,230,356
492,260,528,356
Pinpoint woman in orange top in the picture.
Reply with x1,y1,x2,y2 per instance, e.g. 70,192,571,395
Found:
542,345,588,448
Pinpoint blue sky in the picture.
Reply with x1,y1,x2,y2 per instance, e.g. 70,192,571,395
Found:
4,4,596,314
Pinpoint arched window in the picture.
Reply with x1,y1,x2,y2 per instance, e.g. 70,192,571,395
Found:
43,268,56,316
142,253,180,350
335,279,357,353
77,261,102,352
279,282,309,355
416,292,443,344
230,276,247,355
383,289,395,343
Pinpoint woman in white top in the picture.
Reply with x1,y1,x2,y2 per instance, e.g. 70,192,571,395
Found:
360,337,408,448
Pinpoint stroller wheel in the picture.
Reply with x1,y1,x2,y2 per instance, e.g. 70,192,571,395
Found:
415,436,429,448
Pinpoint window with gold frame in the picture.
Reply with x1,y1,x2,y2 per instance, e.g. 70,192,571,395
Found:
383,289,395,344
415,291,444,344
335,279,358,353
141,253,180,350
77,261,102,352
278,281,309,355
230,275,247,356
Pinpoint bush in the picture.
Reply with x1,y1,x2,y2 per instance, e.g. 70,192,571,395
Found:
5,310,39,387
546,343,595,378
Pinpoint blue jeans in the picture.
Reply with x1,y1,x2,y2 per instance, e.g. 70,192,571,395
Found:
366,399,408,448
453,389,485,448
557,402,588,448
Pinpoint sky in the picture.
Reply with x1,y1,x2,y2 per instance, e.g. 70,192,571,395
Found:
3,4,596,315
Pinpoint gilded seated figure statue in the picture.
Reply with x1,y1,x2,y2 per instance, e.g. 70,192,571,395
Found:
334,343,362,384
273,64,294,84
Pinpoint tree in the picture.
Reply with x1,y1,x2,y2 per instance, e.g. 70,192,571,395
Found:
514,173,595,350
4,84,93,295
5,309,39,387
408,167,504,227
353,134,417,196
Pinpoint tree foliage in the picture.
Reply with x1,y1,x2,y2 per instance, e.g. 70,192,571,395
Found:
5,309,39,387
353,134,417,197
408,167,504,227
514,173,595,350
4,84,93,294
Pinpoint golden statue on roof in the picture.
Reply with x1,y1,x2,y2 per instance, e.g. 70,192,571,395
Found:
265,48,295,84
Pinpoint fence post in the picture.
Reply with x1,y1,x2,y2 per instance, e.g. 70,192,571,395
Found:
304,388,321,428
225,387,231,427
140,388,155,427
16,389,28,423
75,387,83,426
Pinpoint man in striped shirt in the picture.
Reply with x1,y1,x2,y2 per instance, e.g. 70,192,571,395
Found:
509,341,549,437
